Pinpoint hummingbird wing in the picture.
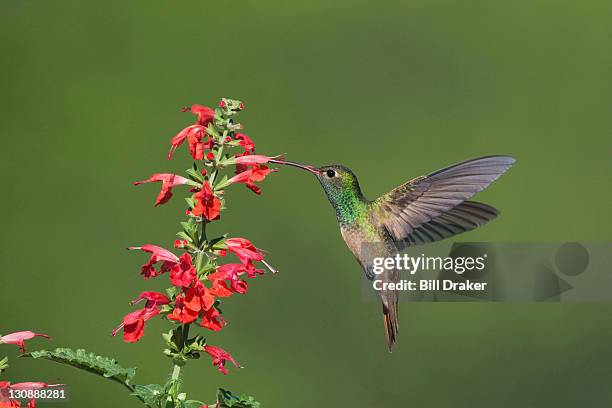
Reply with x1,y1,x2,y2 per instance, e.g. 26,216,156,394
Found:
395,201,499,248
373,156,514,243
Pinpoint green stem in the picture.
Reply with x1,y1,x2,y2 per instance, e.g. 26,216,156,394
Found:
170,363,181,382
209,141,225,186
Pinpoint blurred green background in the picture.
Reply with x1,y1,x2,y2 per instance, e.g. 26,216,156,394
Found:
1,0,611,406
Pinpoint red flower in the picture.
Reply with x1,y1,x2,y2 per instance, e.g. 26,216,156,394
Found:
208,263,254,293
209,279,235,298
225,238,264,265
128,244,178,278
0,381,19,408
228,165,274,195
234,154,281,166
203,345,241,375
167,295,200,324
130,291,170,308
169,254,197,288
182,104,215,126
167,295,199,324
167,280,215,324
173,239,188,249
184,280,215,314
133,173,189,206
112,307,161,343
112,292,168,342
233,133,255,152
199,306,226,332
0,331,49,353
190,181,221,220
167,125,213,160
0,383,62,408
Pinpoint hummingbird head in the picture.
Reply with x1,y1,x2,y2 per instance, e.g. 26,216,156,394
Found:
270,160,365,207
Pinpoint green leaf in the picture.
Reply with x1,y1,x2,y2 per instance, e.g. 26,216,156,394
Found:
0,356,8,371
184,400,205,408
165,286,181,299
185,167,204,183
131,383,164,405
214,175,230,190
23,348,136,386
207,123,220,138
176,231,192,243
208,235,227,248
217,388,261,408
184,197,197,211
180,220,198,241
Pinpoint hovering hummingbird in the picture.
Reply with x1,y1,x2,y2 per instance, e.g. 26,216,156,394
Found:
270,156,515,351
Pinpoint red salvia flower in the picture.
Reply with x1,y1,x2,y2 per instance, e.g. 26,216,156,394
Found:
190,181,221,220
0,381,18,408
228,165,274,195
167,125,214,160
1,382,63,408
0,331,50,353
182,104,215,126
130,291,170,308
199,306,226,332
169,254,197,288
234,154,282,166
168,280,215,324
167,295,199,324
112,292,169,342
112,306,162,343
225,238,264,265
233,133,255,152
133,173,189,206
203,345,241,375
128,244,179,279
173,239,188,249
184,280,215,314
209,279,235,298
208,263,256,292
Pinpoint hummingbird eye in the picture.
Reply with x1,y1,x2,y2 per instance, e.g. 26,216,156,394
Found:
325,169,336,178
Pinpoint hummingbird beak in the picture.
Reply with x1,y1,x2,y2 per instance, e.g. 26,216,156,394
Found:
269,159,320,175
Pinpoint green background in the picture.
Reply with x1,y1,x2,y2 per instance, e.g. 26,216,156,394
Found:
1,0,611,406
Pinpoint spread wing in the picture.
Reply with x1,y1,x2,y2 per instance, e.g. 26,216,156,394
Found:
396,201,498,249
373,156,515,244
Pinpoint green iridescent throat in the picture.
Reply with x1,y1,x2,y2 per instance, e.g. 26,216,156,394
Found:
324,176,369,227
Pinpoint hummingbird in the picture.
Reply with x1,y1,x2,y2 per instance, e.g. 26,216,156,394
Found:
270,155,515,351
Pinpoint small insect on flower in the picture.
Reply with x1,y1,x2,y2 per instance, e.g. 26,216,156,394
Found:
0,331,50,353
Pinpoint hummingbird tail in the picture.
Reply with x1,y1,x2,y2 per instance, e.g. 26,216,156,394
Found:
382,301,399,352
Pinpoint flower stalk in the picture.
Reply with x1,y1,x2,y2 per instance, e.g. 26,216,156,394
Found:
114,97,278,406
